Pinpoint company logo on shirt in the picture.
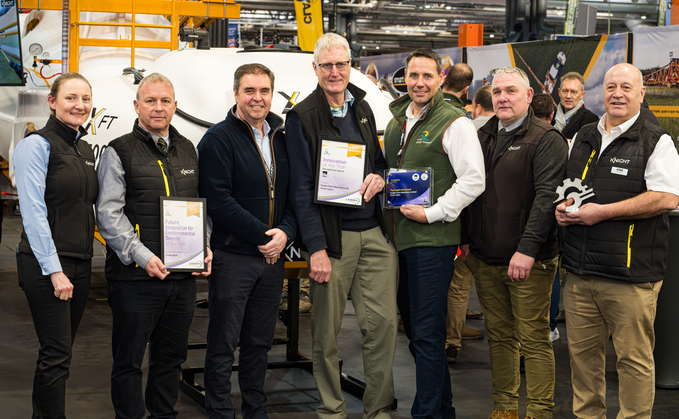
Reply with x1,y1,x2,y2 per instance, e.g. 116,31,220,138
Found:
181,169,195,175
508,146,521,151
420,131,432,142
85,160,95,167
610,157,630,165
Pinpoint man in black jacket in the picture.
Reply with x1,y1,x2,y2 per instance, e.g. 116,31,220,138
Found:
553,71,599,140
285,33,398,419
96,73,212,419
198,63,296,419
556,63,679,419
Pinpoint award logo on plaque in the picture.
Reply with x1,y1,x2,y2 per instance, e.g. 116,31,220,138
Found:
160,197,207,272
314,138,368,208
385,168,432,208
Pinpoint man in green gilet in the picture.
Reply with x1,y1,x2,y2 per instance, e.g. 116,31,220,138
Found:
383,48,485,419
463,67,567,419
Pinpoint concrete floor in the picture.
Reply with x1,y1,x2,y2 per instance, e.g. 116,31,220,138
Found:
1,214,677,418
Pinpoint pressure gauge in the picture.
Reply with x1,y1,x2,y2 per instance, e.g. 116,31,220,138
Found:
29,43,43,56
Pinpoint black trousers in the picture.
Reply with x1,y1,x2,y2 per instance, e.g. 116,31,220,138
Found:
108,278,196,419
204,250,285,419
17,251,92,419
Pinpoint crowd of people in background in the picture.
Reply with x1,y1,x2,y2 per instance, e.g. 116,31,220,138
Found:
12,32,678,419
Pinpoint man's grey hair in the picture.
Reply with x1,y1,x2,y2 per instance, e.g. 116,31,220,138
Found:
560,71,585,90
313,33,351,63
137,73,175,101
492,68,530,91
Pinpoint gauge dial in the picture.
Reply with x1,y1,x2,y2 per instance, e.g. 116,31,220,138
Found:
29,43,43,56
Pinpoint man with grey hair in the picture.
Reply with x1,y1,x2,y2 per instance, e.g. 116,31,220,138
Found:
383,48,485,419
557,63,679,419
198,63,297,418
285,33,398,419
554,71,598,140
96,73,212,418
462,66,567,419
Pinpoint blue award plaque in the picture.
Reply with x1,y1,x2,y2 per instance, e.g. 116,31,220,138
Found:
385,168,432,208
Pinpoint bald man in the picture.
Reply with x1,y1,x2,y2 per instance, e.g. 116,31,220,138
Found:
556,63,679,419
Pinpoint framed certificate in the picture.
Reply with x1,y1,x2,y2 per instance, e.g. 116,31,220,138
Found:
385,168,432,208
314,138,368,209
160,197,207,272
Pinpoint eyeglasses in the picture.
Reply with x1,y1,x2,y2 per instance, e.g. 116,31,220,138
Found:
490,66,528,81
316,60,351,73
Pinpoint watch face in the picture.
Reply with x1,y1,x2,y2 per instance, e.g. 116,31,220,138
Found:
29,43,43,56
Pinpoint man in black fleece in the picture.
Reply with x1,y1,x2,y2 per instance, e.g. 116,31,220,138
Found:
198,63,296,419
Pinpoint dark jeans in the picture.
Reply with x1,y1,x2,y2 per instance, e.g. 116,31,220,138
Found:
17,252,92,419
397,245,457,419
108,278,196,419
204,250,285,419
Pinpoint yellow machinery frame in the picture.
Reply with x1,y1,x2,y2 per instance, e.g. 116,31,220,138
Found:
18,0,241,72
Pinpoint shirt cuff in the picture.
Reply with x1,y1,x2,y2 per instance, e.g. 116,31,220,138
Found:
39,253,63,276
133,247,155,271
424,204,445,224
516,240,540,260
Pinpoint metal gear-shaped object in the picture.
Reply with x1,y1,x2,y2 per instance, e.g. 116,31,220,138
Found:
554,178,595,212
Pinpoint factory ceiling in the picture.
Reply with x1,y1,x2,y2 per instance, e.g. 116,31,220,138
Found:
231,0,662,55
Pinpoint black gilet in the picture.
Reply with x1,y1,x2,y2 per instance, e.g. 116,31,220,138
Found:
561,113,669,283
105,121,199,281
18,115,99,260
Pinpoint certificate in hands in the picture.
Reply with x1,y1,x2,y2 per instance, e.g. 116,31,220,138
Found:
314,138,368,208
385,168,433,208
160,197,207,272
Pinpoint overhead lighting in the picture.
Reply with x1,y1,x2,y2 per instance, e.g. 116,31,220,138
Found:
489,34,495,38
362,45,366,49
323,0,329,2
641,15,647,19
557,11,564,16
385,30,390,33
404,30,408,34
294,26,298,29
445,5,452,9
376,46,380,49
424,4,430,8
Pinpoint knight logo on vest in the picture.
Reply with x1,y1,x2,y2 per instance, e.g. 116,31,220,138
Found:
360,117,368,124
610,157,631,165
181,169,195,175
86,160,95,167
508,146,521,151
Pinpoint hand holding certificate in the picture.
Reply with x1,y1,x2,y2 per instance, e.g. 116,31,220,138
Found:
314,138,368,208
160,197,207,272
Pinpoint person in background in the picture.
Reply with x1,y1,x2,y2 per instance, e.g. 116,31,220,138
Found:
530,93,555,124
471,86,495,130
553,72,598,140
14,73,99,419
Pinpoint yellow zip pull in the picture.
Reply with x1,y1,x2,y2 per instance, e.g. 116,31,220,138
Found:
157,160,170,197
627,224,634,268
581,149,597,180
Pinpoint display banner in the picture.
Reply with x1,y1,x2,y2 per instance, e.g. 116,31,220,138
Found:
294,0,324,52
634,26,679,143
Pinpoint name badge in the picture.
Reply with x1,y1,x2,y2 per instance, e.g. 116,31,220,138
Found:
611,166,628,176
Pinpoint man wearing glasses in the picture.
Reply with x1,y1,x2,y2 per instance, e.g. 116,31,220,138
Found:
285,33,398,419
461,67,567,419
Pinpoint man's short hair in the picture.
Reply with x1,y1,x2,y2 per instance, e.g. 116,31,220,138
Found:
313,33,351,64
233,63,275,92
137,73,175,101
473,85,493,112
405,49,443,74
443,63,473,93
531,93,555,122
560,71,585,89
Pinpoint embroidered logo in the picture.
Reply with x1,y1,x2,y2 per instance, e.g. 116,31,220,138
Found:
610,157,630,165
508,146,521,151
360,117,368,124
180,169,195,175
86,160,95,167
421,131,431,142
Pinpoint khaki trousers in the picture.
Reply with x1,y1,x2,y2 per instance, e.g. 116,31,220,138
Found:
309,227,398,419
466,253,557,419
563,273,662,419
446,258,475,350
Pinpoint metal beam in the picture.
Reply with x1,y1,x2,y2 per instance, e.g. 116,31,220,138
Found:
18,0,241,19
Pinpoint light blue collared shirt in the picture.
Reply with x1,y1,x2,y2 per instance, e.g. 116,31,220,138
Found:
235,109,273,180
13,133,81,275
330,89,355,118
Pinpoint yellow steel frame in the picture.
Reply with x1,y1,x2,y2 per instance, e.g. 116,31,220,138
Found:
18,0,240,72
